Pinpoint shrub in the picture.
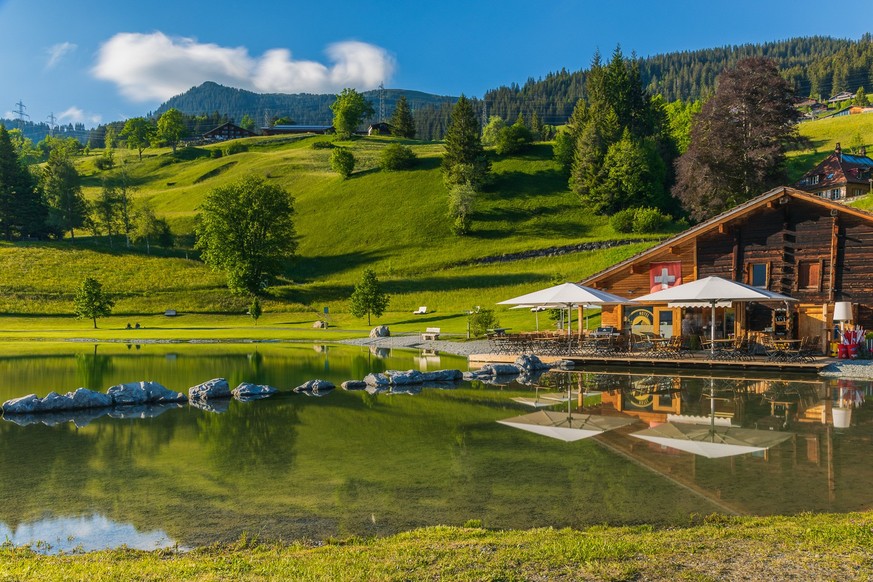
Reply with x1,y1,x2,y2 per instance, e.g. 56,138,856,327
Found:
632,207,670,233
330,148,355,179
210,148,223,159
223,142,248,156
468,308,499,337
379,143,416,171
447,184,475,235
311,141,334,149
610,209,636,233
94,156,114,171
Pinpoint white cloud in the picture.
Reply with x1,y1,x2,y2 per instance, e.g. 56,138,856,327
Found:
46,42,77,69
92,32,395,102
58,106,101,125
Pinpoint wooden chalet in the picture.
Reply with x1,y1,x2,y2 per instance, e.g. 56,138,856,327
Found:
580,186,873,351
202,122,256,141
794,144,873,200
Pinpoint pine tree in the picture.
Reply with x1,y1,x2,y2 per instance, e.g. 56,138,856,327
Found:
442,95,490,190
0,125,47,240
42,148,87,239
389,95,416,139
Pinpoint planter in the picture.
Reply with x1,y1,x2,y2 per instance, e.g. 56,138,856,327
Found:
832,407,852,429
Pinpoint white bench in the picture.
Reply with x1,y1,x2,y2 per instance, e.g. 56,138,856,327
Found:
413,306,427,314
421,327,441,341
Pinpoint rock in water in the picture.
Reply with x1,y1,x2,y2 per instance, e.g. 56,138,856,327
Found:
65,388,113,409
39,392,73,411
108,381,186,405
514,354,551,372
420,369,463,382
233,383,278,398
2,394,42,414
363,373,391,387
386,369,423,385
189,378,231,400
341,380,367,390
294,379,336,394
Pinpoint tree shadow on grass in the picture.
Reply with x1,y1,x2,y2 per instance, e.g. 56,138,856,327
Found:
486,169,568,199
292,250,388,281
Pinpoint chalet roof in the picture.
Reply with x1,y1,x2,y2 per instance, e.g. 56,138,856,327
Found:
202,122,255,137
580,186,873,286
795,149,873,190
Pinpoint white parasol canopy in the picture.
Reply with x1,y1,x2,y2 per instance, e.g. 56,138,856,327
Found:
498,409,636,442
499,283,632,336
630,422,794,458
632,276,797,354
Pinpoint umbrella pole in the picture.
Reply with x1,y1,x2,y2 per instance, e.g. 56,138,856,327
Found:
711,301,716,357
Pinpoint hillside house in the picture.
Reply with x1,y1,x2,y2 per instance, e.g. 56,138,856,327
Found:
202,122,256,141
794,144,873,200
580,187,873,350
828,91,856,104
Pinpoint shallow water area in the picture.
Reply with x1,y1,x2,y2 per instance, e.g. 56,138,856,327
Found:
0,342,870,552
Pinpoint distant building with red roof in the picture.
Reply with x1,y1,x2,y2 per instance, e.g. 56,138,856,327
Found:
794,144,873,201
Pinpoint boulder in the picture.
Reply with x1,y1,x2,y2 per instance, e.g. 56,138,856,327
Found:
363,373,391,387
555,360,576,369
232,383,278,398
143,381,187,403
294,379,336,394
514,354,551,372
341,380,367,390
386,369,424,385
369,325,390,338
313,320,328,329
189,378,231,401
2,394,42,415
479,363,522,376
108,381,186,405
420,369,463,382
65,388,113,409
40,391,73,411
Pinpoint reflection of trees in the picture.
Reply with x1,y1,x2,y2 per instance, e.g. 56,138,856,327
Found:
75,344,113,390
197,399,299,476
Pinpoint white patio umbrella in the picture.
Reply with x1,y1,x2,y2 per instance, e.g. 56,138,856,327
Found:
499,283,632,337
498,409,636,441
630,383,793,458
632,276,797,355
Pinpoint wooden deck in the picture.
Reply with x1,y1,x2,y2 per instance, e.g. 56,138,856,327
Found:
469,353,830,373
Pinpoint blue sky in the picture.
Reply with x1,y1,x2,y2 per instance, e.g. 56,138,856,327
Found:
0,0,870,127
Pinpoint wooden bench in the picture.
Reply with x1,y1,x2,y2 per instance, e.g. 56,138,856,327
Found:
421,327,441,341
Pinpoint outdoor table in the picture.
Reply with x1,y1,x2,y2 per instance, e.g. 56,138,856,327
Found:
488,327,511,337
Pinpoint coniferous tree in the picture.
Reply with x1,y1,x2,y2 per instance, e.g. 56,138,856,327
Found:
0,125,47,240
442,95,490,189
389,95,416,139
42,148,87,238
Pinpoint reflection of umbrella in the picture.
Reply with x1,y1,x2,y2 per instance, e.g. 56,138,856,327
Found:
498,410,636,441
499,283,631,337
630,423,793,458
632,276,797,355
511,386,571,408
630,386,793,458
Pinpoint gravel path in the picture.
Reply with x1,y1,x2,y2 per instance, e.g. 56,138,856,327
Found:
819,360,873,379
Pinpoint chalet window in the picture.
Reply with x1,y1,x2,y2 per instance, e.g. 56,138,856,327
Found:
830,188,842,200
750,263,768,288
798,261,821,290
810,175,820,185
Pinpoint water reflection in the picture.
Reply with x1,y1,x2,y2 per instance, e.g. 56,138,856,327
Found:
0,514,177,554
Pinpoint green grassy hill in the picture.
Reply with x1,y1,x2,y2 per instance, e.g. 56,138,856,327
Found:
3,135,661,334
787,113,873,179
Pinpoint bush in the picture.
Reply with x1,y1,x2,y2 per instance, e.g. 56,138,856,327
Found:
447,184,475,235
210,148,223,159
379,143,416,171
468,308,499,337
632,207,670,233
330,148,355,179
94,156,115,171
610,209,636,233
223,142,248,156
311,141,334,149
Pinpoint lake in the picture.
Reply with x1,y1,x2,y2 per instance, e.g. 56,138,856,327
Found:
0,342,870,552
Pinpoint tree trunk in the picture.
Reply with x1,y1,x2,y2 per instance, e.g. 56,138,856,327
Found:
92,317,97,329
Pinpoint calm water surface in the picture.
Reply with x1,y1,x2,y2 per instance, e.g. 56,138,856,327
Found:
0,342,870,552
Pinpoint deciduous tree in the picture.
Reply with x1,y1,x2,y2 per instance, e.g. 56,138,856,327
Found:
330,89,375,139
349,268,389,326
196,175,297,295
673,57,800,220
74,276,115,329
121,117,154,161
156,108,186,153
42,148,87,238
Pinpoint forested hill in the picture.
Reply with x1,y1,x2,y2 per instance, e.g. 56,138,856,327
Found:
485,35,873,125
155,82,456,127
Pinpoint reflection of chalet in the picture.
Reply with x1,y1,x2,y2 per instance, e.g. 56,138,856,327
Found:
794,144,873,200
202,122,256,141
581,186,873,349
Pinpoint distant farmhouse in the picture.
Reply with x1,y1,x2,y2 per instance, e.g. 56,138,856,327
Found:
367,122,392,136
827,91,856,105
261,124,333,136
794,144,873,201
202,122,256,142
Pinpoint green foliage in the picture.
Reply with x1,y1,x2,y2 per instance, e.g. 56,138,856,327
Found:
240,114,256,131
379,143,416,171
494,116,533,155
330,88,375,139
552,130,575,172
156,108,186,153
442,95,490,190
196,174,297,295
389,95,416,139
447,183,475,235
133,202,173,253
349,268,389,325
311,141,335,149
0,125,47,240
121,117,154,161
631,207,670,233
223,142,248,156
73,276,115,328
211,148,223,159
41,148,87,238
664,99,702,154
468,307,498,337
94,152,115,171
330,148,356,179
249,296,262,325
481,115,506,146
610,208,636,233
586,130,668,214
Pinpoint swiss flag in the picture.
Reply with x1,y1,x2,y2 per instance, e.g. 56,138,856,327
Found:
650,262,682,293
